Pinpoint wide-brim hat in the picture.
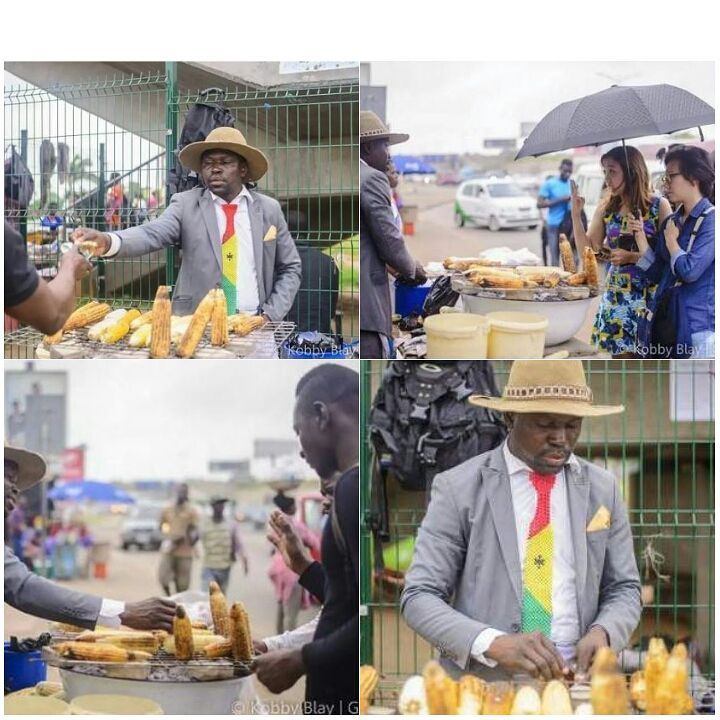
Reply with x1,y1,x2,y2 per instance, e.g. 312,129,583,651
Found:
209,495,229,505
469,360,624,417
360,111,409,145
179,127,269,181
5,441,47,491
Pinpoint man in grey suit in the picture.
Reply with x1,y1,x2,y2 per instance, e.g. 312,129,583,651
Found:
5,441,176,631
402,360,641,682
360,111,426,358
72,127,301,320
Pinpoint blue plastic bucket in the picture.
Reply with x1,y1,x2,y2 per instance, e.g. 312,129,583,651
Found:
4,642,47,692
394,280,432,317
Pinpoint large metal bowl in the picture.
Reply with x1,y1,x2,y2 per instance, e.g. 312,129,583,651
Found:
460,293,594,346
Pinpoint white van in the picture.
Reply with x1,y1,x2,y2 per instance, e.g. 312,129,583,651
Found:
454,177,541,231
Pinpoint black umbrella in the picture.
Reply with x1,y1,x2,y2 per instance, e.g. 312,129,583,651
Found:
516,84,714,159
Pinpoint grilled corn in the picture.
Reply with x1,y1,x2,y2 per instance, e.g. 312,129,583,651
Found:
656,643,693,714
150,286,172,358
228,314,265,337
591,671,629,714
129,324,152,348
162,633,225,656
130,310,153,330
559,234,576,272
359,665,379,714
172,605,194,661
645,637,669,714
210,288,229,346
177,290,214,358
583,246,600,289
630,670,646,711
64,301,112,331
53,641,150,663
202,638,233,659
229,603,253,662
209,581,230,638
541,680,573,715
398,675,428,715
43,329,65,345
457,674,484,714
510,685,541,715
422,660,457,714
100,308,141,344
565,271,588,286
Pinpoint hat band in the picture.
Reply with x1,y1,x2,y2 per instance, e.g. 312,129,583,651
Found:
503,384,593,402
360,128,391,137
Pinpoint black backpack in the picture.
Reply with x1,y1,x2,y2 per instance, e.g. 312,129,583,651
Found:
369,361,506,492
167,89,235,197
4,146,35,207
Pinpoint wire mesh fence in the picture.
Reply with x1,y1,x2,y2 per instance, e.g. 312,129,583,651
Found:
4,65,358,356
360,359,714,706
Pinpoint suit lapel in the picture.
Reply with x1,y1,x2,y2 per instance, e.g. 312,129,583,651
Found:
565,462,590,612
248,194,265,298
484,451,523,606
199,190,222,271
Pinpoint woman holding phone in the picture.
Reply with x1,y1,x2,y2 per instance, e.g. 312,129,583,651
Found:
570,145,672,357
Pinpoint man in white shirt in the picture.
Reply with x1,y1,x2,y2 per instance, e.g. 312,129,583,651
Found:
5,441,175,631
71,127,301,320
402,360,641,681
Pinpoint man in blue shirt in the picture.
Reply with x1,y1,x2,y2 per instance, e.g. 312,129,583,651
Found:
40,205,64,241
537,159,573,266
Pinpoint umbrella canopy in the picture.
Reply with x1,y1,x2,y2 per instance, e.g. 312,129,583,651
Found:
516,84,714,159
49,480,136,504
392,155,437,174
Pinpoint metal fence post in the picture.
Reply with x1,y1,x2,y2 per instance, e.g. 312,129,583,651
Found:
360,362,374,664
19,129,28,240
164,61,178,286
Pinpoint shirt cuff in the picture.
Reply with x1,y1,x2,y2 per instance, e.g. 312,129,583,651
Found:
635,247,656,271
669,249,686,276
470,628,506,668
262,635,282,653
97,598,125,628
105,233,121,258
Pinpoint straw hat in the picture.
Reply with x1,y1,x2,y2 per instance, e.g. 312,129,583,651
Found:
5,440,47,490
360,111,409,145
179,127,269,181
469,360,624,417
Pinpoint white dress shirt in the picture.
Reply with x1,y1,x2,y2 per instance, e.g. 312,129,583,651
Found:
263,612,320,652
104,187,260,314
98,598,125,628
470,441,581,667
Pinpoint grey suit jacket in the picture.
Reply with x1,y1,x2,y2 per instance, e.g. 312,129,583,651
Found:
360,162,417,339
113,187,302,320
4,545,102,629
401,445,641,680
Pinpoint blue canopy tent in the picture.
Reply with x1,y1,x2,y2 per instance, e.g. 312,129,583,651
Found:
391,155,437,175
49,480,136,504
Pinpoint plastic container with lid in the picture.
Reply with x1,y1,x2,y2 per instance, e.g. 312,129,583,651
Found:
4,695,70,715
69,695,163,715
486,311,548,358
424,312,489,359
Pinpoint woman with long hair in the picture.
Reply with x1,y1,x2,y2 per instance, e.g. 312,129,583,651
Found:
571,145,672,357
633,145,715,358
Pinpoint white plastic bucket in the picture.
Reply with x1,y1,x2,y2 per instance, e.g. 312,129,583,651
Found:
424,313,489,359
486,311,548,358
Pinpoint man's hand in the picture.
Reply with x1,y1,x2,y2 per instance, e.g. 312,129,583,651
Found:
485,632,568,680
253,639,268,655
267,510,313,576
58,245,92,280
413,261,428,284
119,597,176,632
575,625,610,677
253,648,305,694
71,227,111,257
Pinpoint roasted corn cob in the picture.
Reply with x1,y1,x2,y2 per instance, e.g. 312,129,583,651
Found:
76,630,159,654
63,301,112,331
359,665,379,714
591,670,629,714
583,246,600,289
150,286,172,359
202,638,233,659
565,271,588,286
129,324,152,348
443,256,501,270
162,633,225,656
43,329,65,345
239,605,254,660
629,670,646,711
210,288,230,346
88,310,126,341
422,660,457,714
209,581,230,638
510,685,541,715
130,310,153,330
656,643,693,714
100,308,141,344
457,674,484,714
191,621,208,630
228,314,265,337
177,289,215,358
591,646,618,674
53,641,151,663
170,315,193,345
541,680,573,715
559,234,576,272
229,603,253,662
172,605,194,661
398,675,428,715
645,637,669,714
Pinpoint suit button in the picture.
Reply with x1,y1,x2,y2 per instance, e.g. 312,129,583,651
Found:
511,623,520,632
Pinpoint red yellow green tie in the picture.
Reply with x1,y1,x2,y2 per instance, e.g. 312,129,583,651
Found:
220,204,238,313
521,471,555,637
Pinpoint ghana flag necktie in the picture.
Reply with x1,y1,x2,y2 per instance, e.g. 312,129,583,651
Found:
220,203,238,313
521,471,556,636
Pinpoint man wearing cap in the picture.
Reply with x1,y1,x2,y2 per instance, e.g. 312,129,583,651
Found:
360,111,426,358
200,496,247,594
5,442,176,631
71,128,301,320
402,360,641,682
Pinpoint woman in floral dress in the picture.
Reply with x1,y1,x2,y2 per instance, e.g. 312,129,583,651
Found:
570,145,672,357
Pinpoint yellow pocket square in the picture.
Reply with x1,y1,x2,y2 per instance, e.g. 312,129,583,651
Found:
263,225,277,242
587,505,611,532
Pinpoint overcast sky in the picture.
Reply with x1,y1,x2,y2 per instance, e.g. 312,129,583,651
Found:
368,61,715,154
4,360,359,482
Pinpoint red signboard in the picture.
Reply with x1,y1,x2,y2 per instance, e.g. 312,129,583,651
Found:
62,447,85,481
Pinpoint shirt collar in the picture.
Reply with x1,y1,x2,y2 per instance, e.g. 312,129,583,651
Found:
502,439,580,478
210,186,253,205
681,196,712,220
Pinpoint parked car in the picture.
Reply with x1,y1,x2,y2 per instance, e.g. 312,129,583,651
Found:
454,177,540,231
120,518,162,551
236,504,270,530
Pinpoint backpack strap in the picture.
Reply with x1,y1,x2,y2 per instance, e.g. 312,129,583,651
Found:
672,206,714,287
